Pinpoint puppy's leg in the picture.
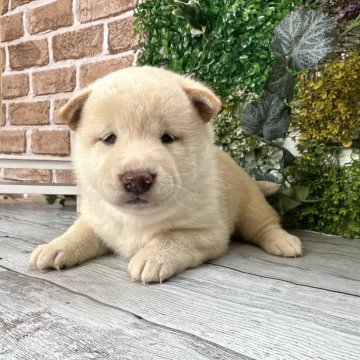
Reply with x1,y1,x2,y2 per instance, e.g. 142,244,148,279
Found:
237,197,302,257
30,217,109,270
128,229,228,284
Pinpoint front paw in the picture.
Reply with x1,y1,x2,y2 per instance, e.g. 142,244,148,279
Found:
128,246,178,284
30,241,77,270
262,234,302,257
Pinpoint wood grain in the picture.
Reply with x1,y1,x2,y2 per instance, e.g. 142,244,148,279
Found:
1,201,360,359
0,270,242,360
212,230,360,296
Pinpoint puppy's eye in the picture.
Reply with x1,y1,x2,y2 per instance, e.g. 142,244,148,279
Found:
102,133,117,145
161,133,177,144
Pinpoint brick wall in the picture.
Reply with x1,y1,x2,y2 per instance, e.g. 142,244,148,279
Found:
0,0,138,185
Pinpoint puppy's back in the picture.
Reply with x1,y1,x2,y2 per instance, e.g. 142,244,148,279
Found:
215,148,278,237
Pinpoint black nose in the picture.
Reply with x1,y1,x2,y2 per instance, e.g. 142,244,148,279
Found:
120,171,156,196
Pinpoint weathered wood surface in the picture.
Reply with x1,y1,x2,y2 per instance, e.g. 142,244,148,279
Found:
1,200,360,360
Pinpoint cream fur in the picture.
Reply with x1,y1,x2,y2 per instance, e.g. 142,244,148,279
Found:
30,66,302,283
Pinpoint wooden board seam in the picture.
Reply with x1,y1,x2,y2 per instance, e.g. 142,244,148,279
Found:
208,262,360,298
0,264,250,360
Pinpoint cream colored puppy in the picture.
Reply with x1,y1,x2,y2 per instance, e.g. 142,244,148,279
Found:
30,66,302,283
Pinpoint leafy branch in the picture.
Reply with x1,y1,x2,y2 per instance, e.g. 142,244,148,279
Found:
240,8,337,209
241,9,337,142
167,0,206,35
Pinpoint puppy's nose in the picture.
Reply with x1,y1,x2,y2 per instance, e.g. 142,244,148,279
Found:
120,171,156,195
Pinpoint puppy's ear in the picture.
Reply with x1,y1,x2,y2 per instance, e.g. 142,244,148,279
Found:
57,88,92,131
181,82,221,123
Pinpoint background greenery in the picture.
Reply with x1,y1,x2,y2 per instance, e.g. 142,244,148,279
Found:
134,0,360,238
283,143,360,238
135,0,298,96
134,0,298,161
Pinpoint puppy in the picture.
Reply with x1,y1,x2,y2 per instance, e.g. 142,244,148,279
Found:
30,66,302,283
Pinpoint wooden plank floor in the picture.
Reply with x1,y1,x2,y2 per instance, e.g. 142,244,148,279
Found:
1,200,359,360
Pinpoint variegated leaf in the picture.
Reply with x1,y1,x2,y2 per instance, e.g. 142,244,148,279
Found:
264,55,295,100
272,9,337,71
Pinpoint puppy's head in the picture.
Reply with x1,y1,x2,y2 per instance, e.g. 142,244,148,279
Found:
58,67,221,215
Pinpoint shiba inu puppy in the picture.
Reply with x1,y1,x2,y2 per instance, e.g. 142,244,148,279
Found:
30,67,302,283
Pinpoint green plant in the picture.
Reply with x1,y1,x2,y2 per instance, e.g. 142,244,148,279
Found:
241,8,337,143
134,1,360,237
238,6,339,189
134,0,302,168
45,195,76,206
282,142,360,238
238,7,360,237
292,47,360,146
302,0,360,48
134,0,299,98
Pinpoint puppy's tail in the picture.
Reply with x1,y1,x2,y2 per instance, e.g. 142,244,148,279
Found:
256,181,281,197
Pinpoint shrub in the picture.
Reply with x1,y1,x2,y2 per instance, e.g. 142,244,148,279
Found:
134,1,360,237
241,8,338,143
283,142,360,238
134,0,300,165
292,47,360,146
134,0,299,98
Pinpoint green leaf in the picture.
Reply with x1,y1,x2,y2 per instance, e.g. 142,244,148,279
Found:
269,38,285,58
272,9,306,55
294,186,310,202
241,100,264,136
168,0,206,31
278,185,310,212
45,195,58,205
263,101,291,142
272,9,337,70
264,54,295,101
242,92,291,141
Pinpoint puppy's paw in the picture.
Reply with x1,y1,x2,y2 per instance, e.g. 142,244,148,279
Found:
128,246,178,284
30,242,77,270
261,234,302,257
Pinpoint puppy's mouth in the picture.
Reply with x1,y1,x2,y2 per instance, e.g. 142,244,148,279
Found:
125,198,148,205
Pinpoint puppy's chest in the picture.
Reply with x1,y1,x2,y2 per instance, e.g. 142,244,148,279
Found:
91,217,156,258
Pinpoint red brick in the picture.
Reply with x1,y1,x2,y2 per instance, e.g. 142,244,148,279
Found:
108,17,138,54
9,39,49,70
32,130,70,156
11,0,34,9
53,98,70,124
0,130,26,154
1,104,6,126
9,101,50,125
0,12,24,42
77,0,136,23
28,0,73,35
53,25,103,61
80,56,133,87
2,0,9,14
56,169,76,184
2,74,29,99
32,67,76,95
1,47,5,71
4,168,53,183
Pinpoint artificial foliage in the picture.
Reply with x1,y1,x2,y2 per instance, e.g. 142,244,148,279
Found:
238,5,360,237
292,47,360,145
134,1,360,237
45,194,76,206
282,142,360,238
241,8,337,143
212,88,257,158
134,0,298,97
302,0,360,48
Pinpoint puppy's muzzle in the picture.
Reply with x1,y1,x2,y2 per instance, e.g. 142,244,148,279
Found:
119,171,156,196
